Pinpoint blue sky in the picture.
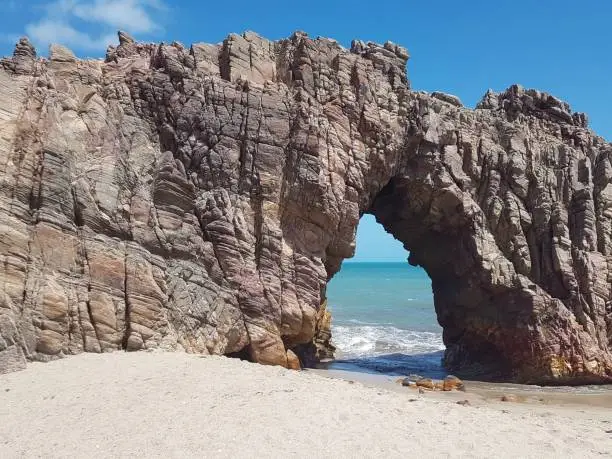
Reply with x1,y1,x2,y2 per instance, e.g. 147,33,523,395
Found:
1,1,609,261
350,215,408,263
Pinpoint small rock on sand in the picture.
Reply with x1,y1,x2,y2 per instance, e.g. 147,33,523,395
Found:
442,375,464,391
399,375,465,391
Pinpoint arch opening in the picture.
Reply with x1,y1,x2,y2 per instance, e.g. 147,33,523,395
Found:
360,174,520,381
325,214,446,378
316,172,522,383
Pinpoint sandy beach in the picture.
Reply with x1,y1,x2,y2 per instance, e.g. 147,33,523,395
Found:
1,352,611,458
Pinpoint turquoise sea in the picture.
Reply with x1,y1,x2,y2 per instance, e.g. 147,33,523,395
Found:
326,262,446,378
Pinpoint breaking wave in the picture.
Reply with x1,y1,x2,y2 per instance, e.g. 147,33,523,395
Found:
333,325,444,358
329,325,446,378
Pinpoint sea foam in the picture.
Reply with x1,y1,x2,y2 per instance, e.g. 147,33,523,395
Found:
332,324,444,358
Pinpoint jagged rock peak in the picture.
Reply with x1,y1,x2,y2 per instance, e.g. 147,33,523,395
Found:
350,39,410,61
477,84,589,128
2,37,38,74
93,30,412,89
49,43,77,63
13,37,36,59
105,30,158,63
118,30,136,45
432,91,463,107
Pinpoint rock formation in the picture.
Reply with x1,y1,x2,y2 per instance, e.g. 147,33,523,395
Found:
0,31,611,384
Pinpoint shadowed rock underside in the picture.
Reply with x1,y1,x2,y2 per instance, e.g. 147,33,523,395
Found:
0,31,611,384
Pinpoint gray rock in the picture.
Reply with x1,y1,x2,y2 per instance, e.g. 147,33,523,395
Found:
432,91,463,107
13,37,36,59
49,44,76,62
0,31,610,384
118,30,136,45
0,347,26,375
4,37,37,74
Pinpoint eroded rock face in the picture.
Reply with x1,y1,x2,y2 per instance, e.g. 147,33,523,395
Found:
0,31,610,383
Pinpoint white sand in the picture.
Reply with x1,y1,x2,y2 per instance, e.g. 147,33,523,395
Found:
1,352,611,458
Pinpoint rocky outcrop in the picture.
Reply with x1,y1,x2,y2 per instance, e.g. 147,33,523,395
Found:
0,31,611,384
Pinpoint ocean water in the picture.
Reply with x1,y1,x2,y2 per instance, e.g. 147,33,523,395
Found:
325,262,446,378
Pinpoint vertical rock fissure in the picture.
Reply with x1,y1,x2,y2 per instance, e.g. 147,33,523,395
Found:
82,240,101,349
121,246,131,350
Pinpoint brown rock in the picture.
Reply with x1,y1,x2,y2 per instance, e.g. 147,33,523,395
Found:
442,375,465,391
501,394,519,403
416,378,435,390
0,31,610,385
286,350,301,370
312,300,335,359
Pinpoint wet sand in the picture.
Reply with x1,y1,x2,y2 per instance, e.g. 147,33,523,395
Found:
309,367,612,411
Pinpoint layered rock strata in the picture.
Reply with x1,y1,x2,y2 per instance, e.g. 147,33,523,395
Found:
0,31,611,383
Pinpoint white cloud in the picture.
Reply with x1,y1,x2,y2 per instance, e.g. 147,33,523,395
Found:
26,19,117,51
72,0,162,34
22,0,165,53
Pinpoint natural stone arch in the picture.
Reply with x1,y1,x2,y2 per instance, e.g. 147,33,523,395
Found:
0,31,610,384
365,160,546,382
317,110,612,384
314,120,612,384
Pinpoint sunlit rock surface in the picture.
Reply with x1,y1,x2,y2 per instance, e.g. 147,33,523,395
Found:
0,32,611,383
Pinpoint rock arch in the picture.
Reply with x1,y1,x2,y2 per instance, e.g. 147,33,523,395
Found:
0,31,610,383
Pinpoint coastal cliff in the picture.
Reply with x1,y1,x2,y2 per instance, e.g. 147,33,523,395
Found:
0,31,611,383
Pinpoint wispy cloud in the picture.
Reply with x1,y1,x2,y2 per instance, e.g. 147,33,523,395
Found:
21,0,165,52
25,20,117,51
